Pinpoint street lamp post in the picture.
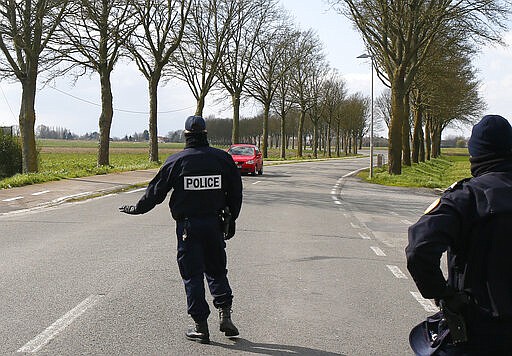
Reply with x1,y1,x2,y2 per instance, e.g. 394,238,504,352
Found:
357,53,374,178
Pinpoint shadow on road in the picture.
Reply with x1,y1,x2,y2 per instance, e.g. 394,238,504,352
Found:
210,337,346,355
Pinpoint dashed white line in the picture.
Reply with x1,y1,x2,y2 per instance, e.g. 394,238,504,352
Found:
51,192,92,204
252,181,262,185
31,190,50,196
2,196,23,202
390,211,399,216
410,291,439,312
359,232,371,240
370,246,386,256
386,265,408,279
350,222,360,229
124,188,146,194
334,200,341,205
17,295,103,353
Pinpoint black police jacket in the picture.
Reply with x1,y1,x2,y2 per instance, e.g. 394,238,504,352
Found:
134,145,242,221
406,161,512,312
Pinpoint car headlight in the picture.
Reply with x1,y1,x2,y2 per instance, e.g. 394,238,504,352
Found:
246,160,254,164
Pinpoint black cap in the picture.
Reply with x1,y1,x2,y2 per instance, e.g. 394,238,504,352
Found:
468,115,512,157
184,116,207,134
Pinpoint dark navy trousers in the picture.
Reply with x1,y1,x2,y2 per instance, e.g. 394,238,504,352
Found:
176,216,233,322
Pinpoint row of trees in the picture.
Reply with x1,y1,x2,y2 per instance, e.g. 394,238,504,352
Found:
0,0,374,172
331,0,511,174
2,1,508,175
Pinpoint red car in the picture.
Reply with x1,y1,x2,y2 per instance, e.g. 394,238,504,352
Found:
227,144,263,175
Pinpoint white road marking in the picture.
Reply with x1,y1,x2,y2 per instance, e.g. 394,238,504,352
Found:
381,239,394,248
51,192,92,203
2,196,23,202
331,189,336,194
350,222,360,229
386,265,408,279
331,195,338,201
334,200,341,205
401,219,413,225
252,181,262,185
410,291,439,312
370,246,386,256
359,232,371,239
17,295,103,353
390,211,399,216
124,188,146,194
31,190,50,196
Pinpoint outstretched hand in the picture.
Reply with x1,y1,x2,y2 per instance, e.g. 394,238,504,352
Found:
118,205,139,215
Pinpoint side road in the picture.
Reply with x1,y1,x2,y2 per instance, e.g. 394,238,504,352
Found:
0,169,159,216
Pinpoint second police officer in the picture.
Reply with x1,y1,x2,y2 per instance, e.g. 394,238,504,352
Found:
407,115,512,355
119,116,243,344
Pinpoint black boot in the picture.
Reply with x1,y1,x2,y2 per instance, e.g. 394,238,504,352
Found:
219,308,239,337
186,320,210,344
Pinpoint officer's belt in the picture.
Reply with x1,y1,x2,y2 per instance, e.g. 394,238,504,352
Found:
175,213,220,222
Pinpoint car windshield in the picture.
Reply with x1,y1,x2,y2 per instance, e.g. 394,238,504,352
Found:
228,146,255,156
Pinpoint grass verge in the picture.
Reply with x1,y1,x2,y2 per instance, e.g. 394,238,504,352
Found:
358,155,471,189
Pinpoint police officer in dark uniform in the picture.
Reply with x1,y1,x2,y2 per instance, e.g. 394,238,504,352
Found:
119,116,243,344
406,115,512,355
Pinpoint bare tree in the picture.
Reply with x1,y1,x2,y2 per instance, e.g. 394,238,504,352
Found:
171,0,235,117
270,48,296,159
217,0,278,144
331,0,511,174
127,0,191,162
0,0,69,173
57,0,139,166
306,60,329,158
246,19,296,157
290,29,324,157
320,70,347,157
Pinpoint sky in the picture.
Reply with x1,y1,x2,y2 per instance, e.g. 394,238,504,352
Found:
1,0,512,138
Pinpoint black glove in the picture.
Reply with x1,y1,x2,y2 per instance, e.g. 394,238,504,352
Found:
118,205,140,215
225,220,236,240
436,287,470,313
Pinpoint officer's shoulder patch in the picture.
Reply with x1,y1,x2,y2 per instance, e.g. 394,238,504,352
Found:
445,177,471,193
424,198,441,215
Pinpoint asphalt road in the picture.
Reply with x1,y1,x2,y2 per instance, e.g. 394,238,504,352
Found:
0,158,441,355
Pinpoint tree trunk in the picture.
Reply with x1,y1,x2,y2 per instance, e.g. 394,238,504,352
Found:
335,123,340,157
148,75,159,162
280,111,286,159
425,117,432,160
402,92,411,166
262,103,270,158
297,109,306,157
313,123,318,158
411,104,423,164
231,93,240,144
19,75,38,173
195,95,205,117
431,124,442,158
327,123,332,158
388,73,406,174
98,71,114,166
419,124,425,163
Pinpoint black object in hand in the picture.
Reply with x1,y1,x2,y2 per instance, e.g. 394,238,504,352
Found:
119,205,139,215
